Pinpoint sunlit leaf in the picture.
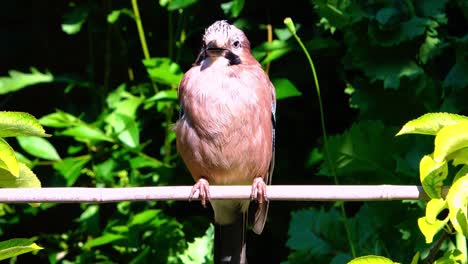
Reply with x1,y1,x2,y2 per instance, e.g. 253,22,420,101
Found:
220,0,245,18
348,255,396,264
0,138,19,177
143,58,183,86
446,175,468,237
0,111,49,137
0,163,41,188
82,233,126,249
419,155,447,199
433,249,465,264
107,8,134,24
39,110,82,128
272,78,302,100
129,209,160,226
0,68,53,95
179,224,214,264
166,0,198,11
17,136,61,161
145,90,178,102
449,148,468,166
418,198,450,243
61,5,89,35
0,238,43,261
396,113,468,136
105,113,139,148
434,122,468,162
60,125,113,143
53,156,91,186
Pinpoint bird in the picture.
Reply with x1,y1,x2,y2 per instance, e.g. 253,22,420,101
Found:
175,20,276,264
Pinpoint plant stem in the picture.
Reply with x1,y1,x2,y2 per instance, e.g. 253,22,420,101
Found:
265,24,273,75
285,17,356,258
456,232,467,264
130,0,159,93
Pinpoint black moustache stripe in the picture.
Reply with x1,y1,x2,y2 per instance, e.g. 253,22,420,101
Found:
224,50,241,65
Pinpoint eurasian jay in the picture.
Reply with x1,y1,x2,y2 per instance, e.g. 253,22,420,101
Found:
175,20,276,264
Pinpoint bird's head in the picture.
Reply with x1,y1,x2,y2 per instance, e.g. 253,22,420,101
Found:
195,20,252,68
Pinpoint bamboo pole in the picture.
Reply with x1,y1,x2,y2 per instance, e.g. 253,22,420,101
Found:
0,185,447,203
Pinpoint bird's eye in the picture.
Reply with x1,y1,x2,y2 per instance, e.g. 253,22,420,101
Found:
233,40,241,48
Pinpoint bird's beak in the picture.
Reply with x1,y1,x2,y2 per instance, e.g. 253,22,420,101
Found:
205,40,227,57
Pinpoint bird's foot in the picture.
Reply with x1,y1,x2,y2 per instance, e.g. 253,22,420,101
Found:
189,177,211,208
250,177,268,204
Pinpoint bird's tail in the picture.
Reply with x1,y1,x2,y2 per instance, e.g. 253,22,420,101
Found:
214,213,247,264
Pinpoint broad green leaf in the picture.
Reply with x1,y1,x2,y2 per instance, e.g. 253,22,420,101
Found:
396,113,468,136
221,0,245,18
105,113,139,148
61,5,89,35
95,159,117,183
106,86,143,118
17,136,60,161
60,125,113,143
129,155,164,170
129,209,160,226
410,252,420,264
179,224,214,264
166,0,197,10
419,155,447,199
79,205,99,222
453,165,468,183
39,111,81,128
419,35,441,64
143,58,183,86
272,78,302,100
82,233,125,249
145,90,178,102
53,156,91,186
434,122,468,162
0,163,41,188
348,255,396,264
446,175,468,237
448,148,468,166
0,68,53,95
418,199,450,243
0,111,49,137
443,62,468,91
107,8,134,24
433,249,465,264
0,138,19,177
0,238,43,261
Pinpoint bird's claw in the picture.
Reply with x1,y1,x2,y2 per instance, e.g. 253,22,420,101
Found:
250,177,268,204
189,177,211,208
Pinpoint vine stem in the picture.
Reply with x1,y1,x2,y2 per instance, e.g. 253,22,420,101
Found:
284,17,356,258
130,0,159,93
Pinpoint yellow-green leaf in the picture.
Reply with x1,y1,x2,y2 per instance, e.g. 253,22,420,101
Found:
17,136,61,161
433,249,465,264
0,68,53,95
425,198,448,224
0,163,41,188
419,155,448,199
348,255,398,264
0,238,43,261
0,138,19,177
434,122,468,163
0,111,49,138
446,175,468,237
410,252,420,264
418,216,448,244
448,147,468,166
396,113,468,136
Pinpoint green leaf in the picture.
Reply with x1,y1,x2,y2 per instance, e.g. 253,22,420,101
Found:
105,113,139,148
446,175,468,237
434,122,468,162
272,78,302,100
17,136,60,161
419,35,441,64
53,156,91,186
179,224,214,264
396,113,468,136
60,125,113,143
0,238,43,261
348,255,396,264
220,0,245,18
0,138,19,177
0,111,49,137
39,110,82,128
61,5,89,35
94,159,117,183
418,199,449,243
106,86,144,118
0,68,53,95
0,163,41,188
129,209,160,226
107,8,135,24
143,58,183,86
166,0,198,11
449,148,468,166
82,233,126,249
145,90,178,102
419,155,448,199
443,62,468,91
433,249,465,264
129,155,164,170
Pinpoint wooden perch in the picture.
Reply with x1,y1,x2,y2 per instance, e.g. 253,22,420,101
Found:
0,185,447,203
